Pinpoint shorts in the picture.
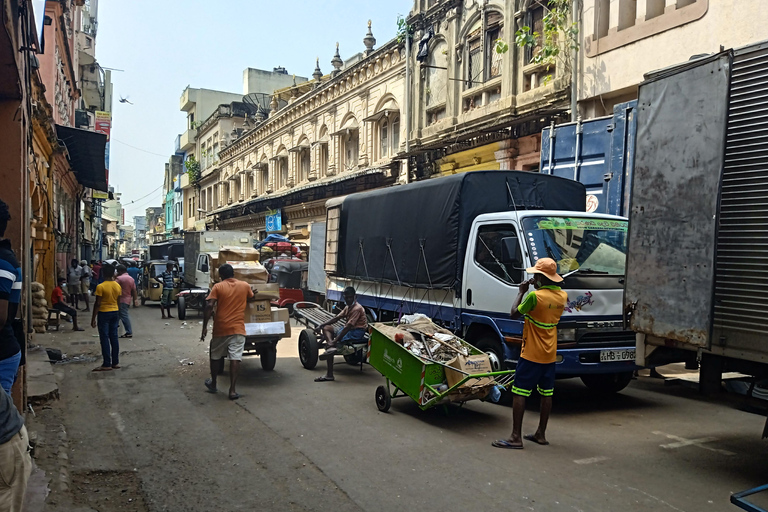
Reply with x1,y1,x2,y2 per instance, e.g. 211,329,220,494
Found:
160,288,173,306
80,280,90,294
210,334,246,361
336,327,367,345
512,357,556,397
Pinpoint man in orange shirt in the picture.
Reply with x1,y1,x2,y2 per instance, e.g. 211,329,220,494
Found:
493,258,567,450
201,264,254,400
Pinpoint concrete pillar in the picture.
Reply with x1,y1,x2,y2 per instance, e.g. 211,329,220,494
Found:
635,0,647,22
288,152,297,188
494,139,520,170
328,136,339,176
665,0,677,11
608,0,620,33
267,160,276,192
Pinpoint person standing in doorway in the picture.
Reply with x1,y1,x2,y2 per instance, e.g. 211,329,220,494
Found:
91,264,122,372
51,278,84,332
67,259,81,310
201,264,254,400
79,260,91,312
115,265,138,338
493,258,567,450
155,262,175,319
0,386,32,512
0,200,22,395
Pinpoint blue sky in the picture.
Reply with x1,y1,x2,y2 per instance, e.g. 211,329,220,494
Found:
97,0,411,222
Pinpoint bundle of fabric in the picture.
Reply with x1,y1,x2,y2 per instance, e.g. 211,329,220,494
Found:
31,281,48,333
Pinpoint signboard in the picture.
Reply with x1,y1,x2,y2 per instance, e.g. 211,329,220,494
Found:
92,190,109,200
95,111,111,173
265,209,282,232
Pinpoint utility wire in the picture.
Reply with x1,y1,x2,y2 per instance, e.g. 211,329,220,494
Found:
112,138,170,158
123,184,164,205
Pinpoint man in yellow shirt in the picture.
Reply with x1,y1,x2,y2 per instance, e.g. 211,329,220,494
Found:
90,263,123,372
493,258,567,450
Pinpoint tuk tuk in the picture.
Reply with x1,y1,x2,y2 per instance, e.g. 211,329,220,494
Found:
265,259,309,311
140,260,181,305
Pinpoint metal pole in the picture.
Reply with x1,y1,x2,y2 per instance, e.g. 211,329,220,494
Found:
571,0,580,122
404,28,411,184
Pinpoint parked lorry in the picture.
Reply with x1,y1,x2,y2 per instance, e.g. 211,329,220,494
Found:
625,42,768,396
320,170,640,393
177,230,253,319
540,101,637,217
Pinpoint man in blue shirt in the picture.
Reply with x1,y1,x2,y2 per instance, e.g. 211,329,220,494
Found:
0,200,22,395
126,262,141,295
154,262,176,319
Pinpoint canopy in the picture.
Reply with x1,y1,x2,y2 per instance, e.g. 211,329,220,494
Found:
55,125,108,191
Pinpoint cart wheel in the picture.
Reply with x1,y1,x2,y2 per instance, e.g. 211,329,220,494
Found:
260,347,277,371
177,296,186,320
343,352,364,366
299,328,319,370
375,385,391,412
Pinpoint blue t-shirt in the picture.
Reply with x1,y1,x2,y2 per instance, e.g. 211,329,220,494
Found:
0,240,21,360
126,267,140,286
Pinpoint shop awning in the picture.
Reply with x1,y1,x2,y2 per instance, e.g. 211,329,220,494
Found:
55,125,108,191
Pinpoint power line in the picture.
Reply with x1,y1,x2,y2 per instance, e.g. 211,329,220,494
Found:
123,184,164,205
112,138,170,158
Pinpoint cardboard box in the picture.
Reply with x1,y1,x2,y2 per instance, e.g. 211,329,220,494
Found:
245,300,272,323
445,354,493,389
219,246,260,262
228,260,268,284
271,307,291,337
252,282,279,301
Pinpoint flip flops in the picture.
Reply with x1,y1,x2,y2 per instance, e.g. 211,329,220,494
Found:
523,434,550,446
92,366,112,372
314,376,335,382
119,334,132,338
228,393,241,400
492,439,523,449
204,378,217,394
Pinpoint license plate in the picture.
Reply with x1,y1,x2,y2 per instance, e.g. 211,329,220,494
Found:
600,348,636,362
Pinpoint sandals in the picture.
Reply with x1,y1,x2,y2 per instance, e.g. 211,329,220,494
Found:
92,366,112,372
523,434,549,446
111,365,121,369
204,378,218,394
314,376,335,382
492,439,523,449
228,393,241,400
119,334,132,338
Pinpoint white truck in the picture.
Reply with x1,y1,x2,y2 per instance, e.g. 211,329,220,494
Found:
177,230,254,319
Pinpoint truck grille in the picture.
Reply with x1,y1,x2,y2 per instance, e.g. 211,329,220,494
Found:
715,43,768,334
576,330,635,346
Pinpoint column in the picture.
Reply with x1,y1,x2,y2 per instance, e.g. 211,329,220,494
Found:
309,143,320,181
328,136,339,176
635,0,647,22
288,152,298,188
239,173,245,201
267,159,276,192
608,0,620,34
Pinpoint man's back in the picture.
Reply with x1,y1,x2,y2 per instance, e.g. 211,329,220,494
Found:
208,278,253,337
115,274,135,303
520,286,568,364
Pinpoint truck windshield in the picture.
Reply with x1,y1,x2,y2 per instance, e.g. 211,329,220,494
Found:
522,216,628,276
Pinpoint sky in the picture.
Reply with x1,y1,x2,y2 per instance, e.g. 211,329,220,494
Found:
96,0,412,224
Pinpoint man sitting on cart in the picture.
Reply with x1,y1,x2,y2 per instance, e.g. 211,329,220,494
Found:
313,286,367,382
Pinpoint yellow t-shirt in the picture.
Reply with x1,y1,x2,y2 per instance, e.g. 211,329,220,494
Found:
95,281,122,312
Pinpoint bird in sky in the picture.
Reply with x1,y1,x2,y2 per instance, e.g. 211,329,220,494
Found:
119,96,133,104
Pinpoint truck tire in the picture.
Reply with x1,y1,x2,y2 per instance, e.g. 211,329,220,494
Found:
580,372,633,394
474,336,505,373
177,296,186,320
260,346,277,371
299,328,319,370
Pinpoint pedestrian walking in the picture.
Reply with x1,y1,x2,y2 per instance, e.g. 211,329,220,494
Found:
493,258,567,450
90,260,101,293
67,258,82,309
0,200,22,395
91,263,122,372
201,264,254,400
79,260,91,312
51,278,84,331
155,262,175,319
115,264,138,338
314,286,367,382
0,386,32,512
126,262,141,293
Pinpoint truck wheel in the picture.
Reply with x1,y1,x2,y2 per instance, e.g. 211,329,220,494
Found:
474,336,505,372
260,347,277,371
177,296,186,320
375,385,391,412
581,372,633,394
299,328,319,370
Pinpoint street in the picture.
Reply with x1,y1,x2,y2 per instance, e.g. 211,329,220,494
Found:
23,305,768,512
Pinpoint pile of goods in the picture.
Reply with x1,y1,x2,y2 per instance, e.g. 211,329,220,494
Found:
376,314,468,362
31,282,49,333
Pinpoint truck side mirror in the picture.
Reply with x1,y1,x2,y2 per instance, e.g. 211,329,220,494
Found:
201,264,209,273
500,237,522,265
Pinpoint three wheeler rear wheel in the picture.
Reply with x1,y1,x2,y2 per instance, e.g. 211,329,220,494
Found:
299,328,319,370
260,347,277,371
375,385,391,412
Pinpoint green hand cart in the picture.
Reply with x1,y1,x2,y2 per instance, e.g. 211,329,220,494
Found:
367,324,516,412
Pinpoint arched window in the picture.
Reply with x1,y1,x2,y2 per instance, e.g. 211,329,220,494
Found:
464,11,504,89
299,148,310,183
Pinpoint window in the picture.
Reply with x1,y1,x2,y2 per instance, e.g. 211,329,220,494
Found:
380,123,388,158
342,130,359,171
391,117,400,152
188,113,194,129
262,166,270,193
466,25,483,89
526,4,546,64
319,144,328,177
197,254,208,272
299,148,310,183
426,40,448,109
474,224,523,284
279,157,288,188
485,13,503,79
377,115,400,159
212,142,219,166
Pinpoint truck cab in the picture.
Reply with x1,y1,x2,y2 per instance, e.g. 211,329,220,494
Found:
461,211,638,392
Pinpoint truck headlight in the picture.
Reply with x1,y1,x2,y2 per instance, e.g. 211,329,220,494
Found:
557,328,576,342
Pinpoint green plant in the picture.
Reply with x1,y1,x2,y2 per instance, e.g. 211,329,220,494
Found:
395,14,413,44
514,0,579,85
184,155,201,183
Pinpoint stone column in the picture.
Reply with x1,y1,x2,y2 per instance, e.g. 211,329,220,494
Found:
288,152,298,187
309,143,320,181
267,160,276,193
328,136,339,176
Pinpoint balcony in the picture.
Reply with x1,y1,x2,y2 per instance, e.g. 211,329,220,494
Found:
180,87,196,112
179,128,197,152
179,173,190,189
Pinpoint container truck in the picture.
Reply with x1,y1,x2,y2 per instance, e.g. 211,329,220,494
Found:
320,170,640,393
